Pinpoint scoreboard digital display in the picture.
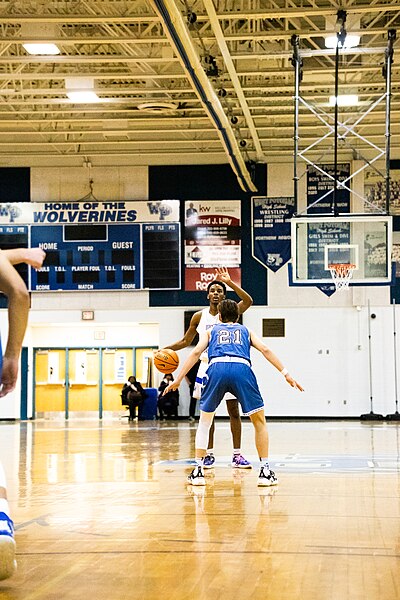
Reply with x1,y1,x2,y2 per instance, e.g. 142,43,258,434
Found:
29,222,181,291
143,223,180,289
30,224,141,291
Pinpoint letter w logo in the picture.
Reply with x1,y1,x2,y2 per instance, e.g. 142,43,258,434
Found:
146,202,172,221
0,204,21,222
147,202,160,215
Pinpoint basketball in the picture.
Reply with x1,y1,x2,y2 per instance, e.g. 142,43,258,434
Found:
153,348,179,374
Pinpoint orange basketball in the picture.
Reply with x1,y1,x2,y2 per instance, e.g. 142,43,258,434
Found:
154,348,179,374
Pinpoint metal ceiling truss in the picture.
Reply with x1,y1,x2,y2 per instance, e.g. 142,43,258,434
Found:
0,0,398,182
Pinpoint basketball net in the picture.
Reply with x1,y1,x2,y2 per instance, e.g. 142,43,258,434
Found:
328,264,356,291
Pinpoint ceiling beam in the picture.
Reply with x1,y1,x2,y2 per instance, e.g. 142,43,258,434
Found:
202,0,264,160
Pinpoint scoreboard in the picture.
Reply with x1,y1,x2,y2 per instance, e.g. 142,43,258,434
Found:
143,223,180,289
31,224,141,291
30,223,180,291
0,200,181,292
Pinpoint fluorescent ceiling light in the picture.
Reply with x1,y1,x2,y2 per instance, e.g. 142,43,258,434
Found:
65,77,101,103
23,43,60,55
325,34,360,49
329,94,359,107
66,91,101,103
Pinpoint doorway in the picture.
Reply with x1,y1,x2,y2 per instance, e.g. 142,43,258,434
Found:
33,346,155,419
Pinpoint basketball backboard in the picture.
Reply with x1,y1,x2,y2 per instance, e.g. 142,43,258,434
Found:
290,215,393,286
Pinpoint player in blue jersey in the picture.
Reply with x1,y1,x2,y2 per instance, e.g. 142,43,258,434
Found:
0,247,45,579
163,299,303,487
167,267,253,469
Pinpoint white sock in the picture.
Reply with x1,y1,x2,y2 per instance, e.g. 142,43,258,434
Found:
233,448,241,455
195,458,203,468
207,448,214,456
260,457,270,469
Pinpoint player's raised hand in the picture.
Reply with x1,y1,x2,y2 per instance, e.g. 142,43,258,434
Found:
215,266,231,284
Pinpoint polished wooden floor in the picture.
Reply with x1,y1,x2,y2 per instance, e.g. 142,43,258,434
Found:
0,418,400,600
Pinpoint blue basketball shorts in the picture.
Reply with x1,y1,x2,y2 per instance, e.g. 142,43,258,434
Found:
199,361,265,416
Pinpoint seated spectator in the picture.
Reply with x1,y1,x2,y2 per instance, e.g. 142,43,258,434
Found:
121,376,146,421
158,374,179,420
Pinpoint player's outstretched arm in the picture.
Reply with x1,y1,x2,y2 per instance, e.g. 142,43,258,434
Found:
163,332,210,394
2,248,46,270
0,252,30,397
250,330,304,391
215,267,253,314
166,310,202,351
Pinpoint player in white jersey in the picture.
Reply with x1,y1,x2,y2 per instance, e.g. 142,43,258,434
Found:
167,267,253,468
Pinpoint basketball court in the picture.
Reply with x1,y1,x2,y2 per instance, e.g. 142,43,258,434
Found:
1,418,399,600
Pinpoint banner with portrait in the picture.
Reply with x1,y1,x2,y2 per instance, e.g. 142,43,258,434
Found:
184,200,241,291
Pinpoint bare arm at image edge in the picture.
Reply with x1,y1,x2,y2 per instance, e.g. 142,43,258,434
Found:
0,252,30,397
2,248,46,270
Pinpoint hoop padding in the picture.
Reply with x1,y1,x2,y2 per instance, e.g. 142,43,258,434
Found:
328,263,356,291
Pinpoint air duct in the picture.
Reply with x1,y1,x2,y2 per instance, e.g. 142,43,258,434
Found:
151,0,257,193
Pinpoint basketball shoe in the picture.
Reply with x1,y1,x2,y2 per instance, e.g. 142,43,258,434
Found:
0,513,16,580
231,454,252,469
257,467,278,487
202,454,215,469
187,466,206,486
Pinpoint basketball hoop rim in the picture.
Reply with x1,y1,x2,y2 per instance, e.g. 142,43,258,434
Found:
328,263,357,272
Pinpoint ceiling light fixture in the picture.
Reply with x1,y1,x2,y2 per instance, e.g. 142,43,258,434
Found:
65,77,101,104
325,34,360,49
66,90,101,103
329,94,359,107
23,43,60,55
21,23,60,55
324,10,360,49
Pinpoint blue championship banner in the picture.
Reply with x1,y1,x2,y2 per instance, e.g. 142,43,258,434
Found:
307,163,351,213
251,196,295,272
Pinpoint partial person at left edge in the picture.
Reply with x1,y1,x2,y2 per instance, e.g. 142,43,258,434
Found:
0,247,46,580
